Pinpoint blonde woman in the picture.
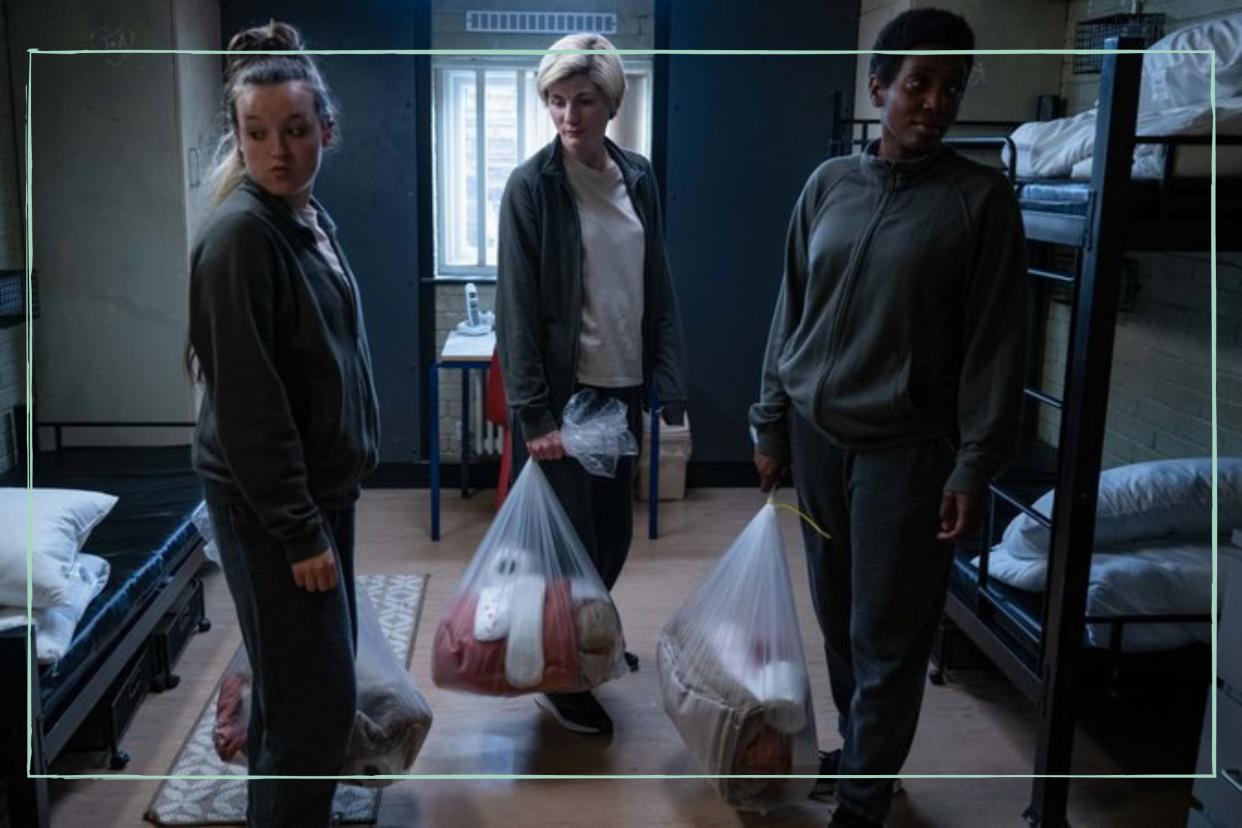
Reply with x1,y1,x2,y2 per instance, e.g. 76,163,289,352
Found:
188,21,379,826
496,33,689,735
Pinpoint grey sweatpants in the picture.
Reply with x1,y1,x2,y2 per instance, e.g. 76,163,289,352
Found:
789,413,957,823
204,484,358,828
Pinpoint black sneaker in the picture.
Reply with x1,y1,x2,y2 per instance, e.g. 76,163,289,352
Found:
829,805,883,827
535,691,613,735
810,748,841,800
624,651,640,672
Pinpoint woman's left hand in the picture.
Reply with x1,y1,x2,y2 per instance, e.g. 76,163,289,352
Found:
291,547,339,592
526,429,566,461
937,490,981,542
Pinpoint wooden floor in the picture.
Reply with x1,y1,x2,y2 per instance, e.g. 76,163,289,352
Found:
42,487,1199,827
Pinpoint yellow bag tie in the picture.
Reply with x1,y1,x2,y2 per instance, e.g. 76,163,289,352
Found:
766,494,832,541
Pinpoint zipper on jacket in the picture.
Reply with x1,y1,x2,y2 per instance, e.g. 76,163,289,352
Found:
813,171,895,416
315,227,361,340
562,175,585,390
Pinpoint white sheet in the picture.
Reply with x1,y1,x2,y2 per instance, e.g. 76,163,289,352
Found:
1006,96,1242,180
0,553,111,666
973,541,1212,652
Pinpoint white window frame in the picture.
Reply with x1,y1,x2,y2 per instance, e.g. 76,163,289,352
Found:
432,55,652,279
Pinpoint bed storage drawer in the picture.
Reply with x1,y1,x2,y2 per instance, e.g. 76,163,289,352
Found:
66,643,155,767
1191,692,1242,826
150,576,206,692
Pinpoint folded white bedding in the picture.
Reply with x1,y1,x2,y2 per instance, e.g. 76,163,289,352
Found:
973,541,1211,652
1007,96,1242,179
0,553,111,666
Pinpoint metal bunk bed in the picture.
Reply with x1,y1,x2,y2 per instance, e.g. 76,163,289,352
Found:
1,419,210,828
830,38,1238,826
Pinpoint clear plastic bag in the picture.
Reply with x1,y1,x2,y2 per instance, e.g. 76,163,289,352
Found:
656,503,817,813
559,388,639,478
190,501,221,566
213,588,433,787
432,460,627,695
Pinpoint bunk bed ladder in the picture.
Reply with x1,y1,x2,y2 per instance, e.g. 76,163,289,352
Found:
1020,36,1144,828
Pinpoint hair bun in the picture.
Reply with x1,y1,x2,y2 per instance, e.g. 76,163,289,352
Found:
225,21,305,77
227,20,303,53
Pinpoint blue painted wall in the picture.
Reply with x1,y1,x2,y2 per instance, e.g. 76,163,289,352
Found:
221,1,424,465
659,0,859,468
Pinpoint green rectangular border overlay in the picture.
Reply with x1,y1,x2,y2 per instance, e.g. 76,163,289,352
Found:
22,46,1219,785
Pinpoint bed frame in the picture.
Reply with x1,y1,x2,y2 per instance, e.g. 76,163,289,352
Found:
1,415,208,828
829,38,1236,826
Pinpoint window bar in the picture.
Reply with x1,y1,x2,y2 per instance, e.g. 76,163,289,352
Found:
439,70,454,273
475,68,487,269
516,70,527,161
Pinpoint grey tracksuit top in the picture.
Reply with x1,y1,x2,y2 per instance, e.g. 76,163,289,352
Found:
749,142,1028,494
190,178,380,564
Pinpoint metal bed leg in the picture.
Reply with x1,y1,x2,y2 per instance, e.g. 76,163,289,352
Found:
929,617,955,686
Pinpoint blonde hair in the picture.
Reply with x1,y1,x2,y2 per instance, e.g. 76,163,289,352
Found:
207,21,339,203
536,33,625,117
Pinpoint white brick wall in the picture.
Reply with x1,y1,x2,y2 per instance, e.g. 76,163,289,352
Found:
1037,253,1242,467
434,282,498,460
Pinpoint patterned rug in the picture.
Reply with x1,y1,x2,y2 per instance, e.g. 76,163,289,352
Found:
144,573,428,826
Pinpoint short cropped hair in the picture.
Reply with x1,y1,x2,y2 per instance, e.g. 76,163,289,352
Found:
536,33,625,117
870,8,974,87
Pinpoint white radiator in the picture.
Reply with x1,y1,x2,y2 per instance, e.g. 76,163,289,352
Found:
469,371,505,457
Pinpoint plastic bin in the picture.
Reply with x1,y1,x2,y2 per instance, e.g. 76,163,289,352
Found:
637,414,691,501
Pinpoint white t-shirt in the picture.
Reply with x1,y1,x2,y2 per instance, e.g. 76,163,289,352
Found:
563,153,646,387
297,205,349,288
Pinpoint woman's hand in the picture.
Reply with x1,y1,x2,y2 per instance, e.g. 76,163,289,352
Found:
291,547,338,592
754,449,784,493
937,490,981,542
526,430,566,461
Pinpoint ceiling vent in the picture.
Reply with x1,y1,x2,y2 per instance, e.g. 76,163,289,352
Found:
465,10,618,35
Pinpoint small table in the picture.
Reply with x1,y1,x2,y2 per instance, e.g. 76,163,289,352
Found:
428,330,495,540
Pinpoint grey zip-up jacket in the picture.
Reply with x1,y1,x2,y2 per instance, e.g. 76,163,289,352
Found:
496,137,689,440
750,143,1027,494
190,178,380,564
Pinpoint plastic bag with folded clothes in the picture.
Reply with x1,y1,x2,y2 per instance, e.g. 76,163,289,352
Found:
559,388,639,478
432,460,626,695
656,503,817,813
213,588,432,787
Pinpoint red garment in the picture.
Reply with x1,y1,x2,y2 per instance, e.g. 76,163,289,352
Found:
734,726,792,775
431,578,582,695
485,350,513,510
213,671,250,761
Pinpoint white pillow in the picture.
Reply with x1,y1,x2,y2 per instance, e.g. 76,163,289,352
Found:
0,488,118,608
0,553,111,665
997,457,1242,560
1140,13,1242,113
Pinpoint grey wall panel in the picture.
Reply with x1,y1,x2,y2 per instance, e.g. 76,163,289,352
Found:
221,1,421,464
660,0,860,463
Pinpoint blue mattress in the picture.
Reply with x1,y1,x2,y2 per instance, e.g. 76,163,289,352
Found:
3,447,203,716
949,548,1042,647
1016,179,1160,217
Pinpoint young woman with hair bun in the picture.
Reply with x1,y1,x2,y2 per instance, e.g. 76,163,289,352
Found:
188,21,379,826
